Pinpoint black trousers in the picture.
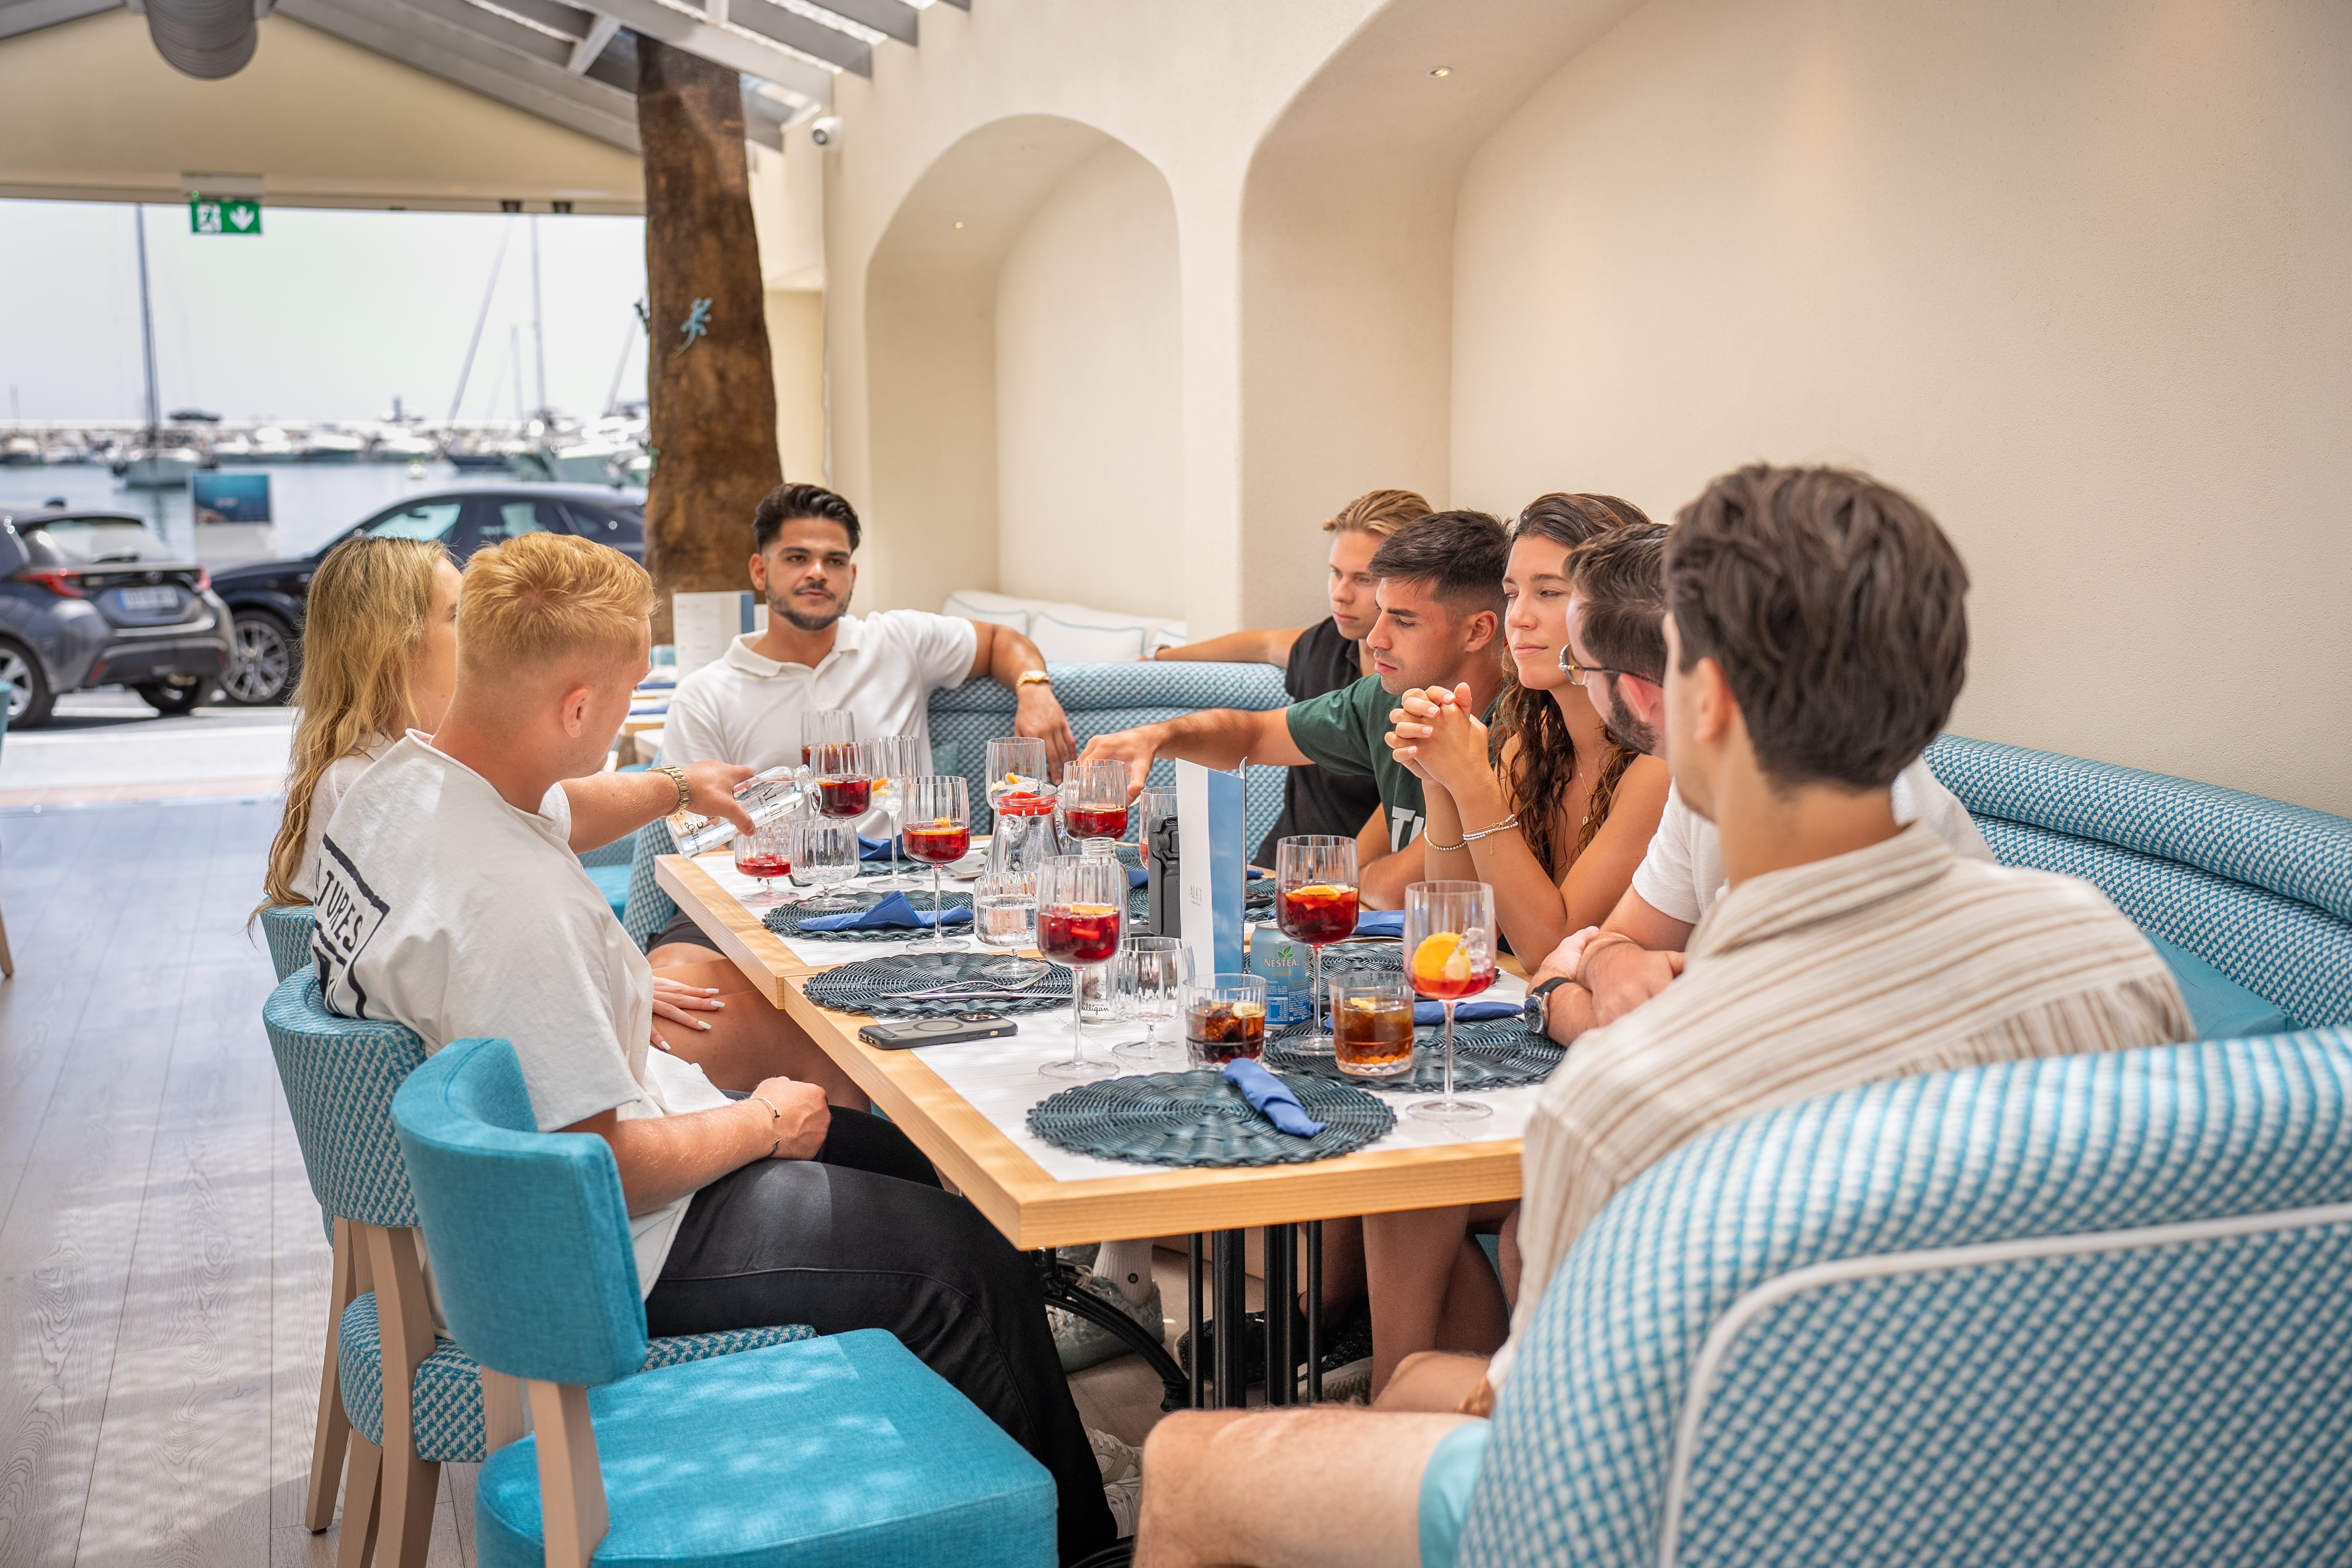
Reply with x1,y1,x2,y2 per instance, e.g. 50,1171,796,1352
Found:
646,1109,1116,1564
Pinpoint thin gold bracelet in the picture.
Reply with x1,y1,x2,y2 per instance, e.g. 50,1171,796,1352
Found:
747,1092,782,1157
1460,812,1520,844
1423,830,1467,852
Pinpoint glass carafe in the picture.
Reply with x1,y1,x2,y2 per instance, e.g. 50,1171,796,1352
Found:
985,786,1067,879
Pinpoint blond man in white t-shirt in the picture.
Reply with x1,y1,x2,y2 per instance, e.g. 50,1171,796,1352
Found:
313,534,1118,1562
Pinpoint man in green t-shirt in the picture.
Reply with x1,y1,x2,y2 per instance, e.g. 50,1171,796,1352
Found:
1082,511,1510,908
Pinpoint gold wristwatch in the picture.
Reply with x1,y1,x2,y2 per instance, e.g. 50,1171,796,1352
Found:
655,764,691,811
1016,669,1053,690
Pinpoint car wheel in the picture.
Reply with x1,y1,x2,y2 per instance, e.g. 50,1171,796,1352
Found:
0,640,56,729
135,678,205,718
221,611,297,706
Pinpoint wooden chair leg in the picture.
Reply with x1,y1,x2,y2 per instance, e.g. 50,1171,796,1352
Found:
308,1217,360,1531
527,1380,608,1568
364,1225,446,1568
482,1368,526,1451
335,1432,384,1568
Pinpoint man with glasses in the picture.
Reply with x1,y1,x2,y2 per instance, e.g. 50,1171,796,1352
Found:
1526,522,1992,1046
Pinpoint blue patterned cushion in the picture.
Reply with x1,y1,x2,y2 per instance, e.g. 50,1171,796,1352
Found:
1460,1029,2352,1568
259,904,316,983
577,836,635,868
618,818,681,951
263,970,427,1228
337,1290,814,1463
1926,734,2352,923
1978,818,2348,1029
929,663,1291,845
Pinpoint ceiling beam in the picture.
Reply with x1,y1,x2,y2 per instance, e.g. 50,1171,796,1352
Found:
577,0,831,104
725,0,866,77
276,0,641,151
0,0,124,42
567,9,616,70
797,0,911,47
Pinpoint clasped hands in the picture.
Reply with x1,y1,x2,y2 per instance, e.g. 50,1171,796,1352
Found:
1384,682,1491,791
1531,925,1688,1030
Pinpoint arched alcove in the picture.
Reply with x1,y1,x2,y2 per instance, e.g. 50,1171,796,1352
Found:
864,115,1180,621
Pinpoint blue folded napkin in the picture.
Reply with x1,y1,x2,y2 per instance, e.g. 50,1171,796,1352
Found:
858,835,895,862
1413,999,1520,1025
1246,866,1271,879
1354,910,1404,938
1128,865,1148,889
1223,1058,1326,1137
798,891,973,931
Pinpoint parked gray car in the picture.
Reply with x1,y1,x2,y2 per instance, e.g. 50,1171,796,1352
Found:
0,507,235,726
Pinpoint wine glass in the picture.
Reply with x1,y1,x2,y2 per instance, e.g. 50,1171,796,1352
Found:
790,818,861,913
900,775,973,954
811,740,874,824
1061,760,1131,844
1275,835,1361,1055
1113,936,1188,1062
800,709,855,770
731,817,792,908
985,736,1051,814
867,735,926,888
1403,880,1497,1123
1036,854,1125,1079
1135,786,1178,853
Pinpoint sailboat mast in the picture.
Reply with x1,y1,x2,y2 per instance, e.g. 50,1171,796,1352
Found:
448,216,514,423
529,213,548,421
134,206,161,439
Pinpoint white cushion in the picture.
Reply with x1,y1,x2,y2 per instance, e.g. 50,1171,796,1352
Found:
942,590,1031,634
1030,610,1148,662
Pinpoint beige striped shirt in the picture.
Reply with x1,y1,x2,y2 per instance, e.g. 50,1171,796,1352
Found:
1490,823,2192,1388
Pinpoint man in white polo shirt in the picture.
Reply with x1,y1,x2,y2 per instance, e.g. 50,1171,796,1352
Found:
653,481,1075,960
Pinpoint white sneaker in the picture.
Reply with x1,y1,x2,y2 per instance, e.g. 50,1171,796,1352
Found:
1089,1426,1142,1539
1051,1270,1166,1373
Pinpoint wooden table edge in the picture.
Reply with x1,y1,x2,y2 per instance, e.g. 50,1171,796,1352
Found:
656,854,827,1006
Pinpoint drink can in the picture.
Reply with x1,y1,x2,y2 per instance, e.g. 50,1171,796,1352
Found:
1250,921,1311,1027
670,766,807,855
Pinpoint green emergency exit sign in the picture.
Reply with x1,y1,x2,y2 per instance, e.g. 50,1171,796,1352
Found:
189,196,262,235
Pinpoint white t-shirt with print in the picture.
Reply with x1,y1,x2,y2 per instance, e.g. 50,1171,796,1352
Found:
292,738,393,903
1630,757,1995,927
311,733,731,1294
661,611,979,776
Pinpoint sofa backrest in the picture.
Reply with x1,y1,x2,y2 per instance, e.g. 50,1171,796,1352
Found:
1927,735,2352,1027
928,661,1291,846
1461,1029,2352,1568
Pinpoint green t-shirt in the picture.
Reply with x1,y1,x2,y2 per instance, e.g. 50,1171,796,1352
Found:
1284,675,1426,852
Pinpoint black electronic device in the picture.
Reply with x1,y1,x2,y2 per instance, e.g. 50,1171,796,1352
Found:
857,1013,1019,1050
1145,811,1181,938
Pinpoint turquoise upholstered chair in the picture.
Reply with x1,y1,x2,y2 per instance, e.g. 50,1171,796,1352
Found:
393,1036,1059,1568
259,903,315,981
1459,1029,2352,1567
1926,734,2352,1031
263,972,812,1567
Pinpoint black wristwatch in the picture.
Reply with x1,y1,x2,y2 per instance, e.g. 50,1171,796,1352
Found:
1523,977,1571,1035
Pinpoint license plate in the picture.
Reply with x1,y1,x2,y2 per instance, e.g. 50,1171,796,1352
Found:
118,586,179,611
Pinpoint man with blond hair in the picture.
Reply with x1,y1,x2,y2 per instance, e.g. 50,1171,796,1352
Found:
312,534,1119,1561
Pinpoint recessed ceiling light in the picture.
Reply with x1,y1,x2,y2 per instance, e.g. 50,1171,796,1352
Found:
1429,66,1451,77
953,221,965,229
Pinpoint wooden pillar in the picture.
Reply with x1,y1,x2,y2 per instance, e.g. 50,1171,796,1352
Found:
637,37,782,642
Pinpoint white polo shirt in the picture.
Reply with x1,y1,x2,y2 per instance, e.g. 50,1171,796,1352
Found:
661,611,979,775
1630,757,1994,926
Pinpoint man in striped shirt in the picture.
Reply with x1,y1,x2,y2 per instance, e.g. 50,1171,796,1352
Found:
1132,465,2192,1568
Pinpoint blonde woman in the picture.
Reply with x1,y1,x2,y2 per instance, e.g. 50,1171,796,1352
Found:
261,536,864,1103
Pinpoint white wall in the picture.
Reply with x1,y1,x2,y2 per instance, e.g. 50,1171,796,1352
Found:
1450,0,2352,814
994,144,1182,616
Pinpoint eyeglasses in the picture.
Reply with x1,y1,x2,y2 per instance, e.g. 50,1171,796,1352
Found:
1556,644,1661,689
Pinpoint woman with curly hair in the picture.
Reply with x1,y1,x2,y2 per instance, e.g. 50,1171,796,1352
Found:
1362,494,1670,1395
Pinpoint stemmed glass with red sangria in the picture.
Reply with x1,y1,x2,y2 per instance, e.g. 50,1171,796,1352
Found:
1275,834,1361,1054
811,741,874,823
1404,880,1497,1123
1061,760,1131,844
899,775,972,954
1036,854,1124,1079
731,818,792,908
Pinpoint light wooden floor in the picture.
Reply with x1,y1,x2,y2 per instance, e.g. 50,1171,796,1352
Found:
0,796,481,1568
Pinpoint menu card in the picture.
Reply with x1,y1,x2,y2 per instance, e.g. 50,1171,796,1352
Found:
673,590,767,677
1175,760,1244,980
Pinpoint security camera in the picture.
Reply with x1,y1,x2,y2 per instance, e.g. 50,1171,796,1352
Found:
810,116,842,148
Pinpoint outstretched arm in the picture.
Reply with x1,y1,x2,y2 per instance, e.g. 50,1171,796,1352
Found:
561,761,752,855
1079,706,1308,798
561,1074,829,1215
1152,628,1302,668
969,620,1078,778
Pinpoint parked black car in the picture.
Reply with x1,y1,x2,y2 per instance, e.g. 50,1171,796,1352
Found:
0,508,236,726
209,484,646,706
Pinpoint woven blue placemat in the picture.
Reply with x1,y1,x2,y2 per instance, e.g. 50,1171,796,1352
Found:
802,952,1072,1018
1027,1069,1395,1167
1262,1019,1561,1092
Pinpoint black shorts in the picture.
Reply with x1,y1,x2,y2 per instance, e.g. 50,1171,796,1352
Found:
650,909,721,954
